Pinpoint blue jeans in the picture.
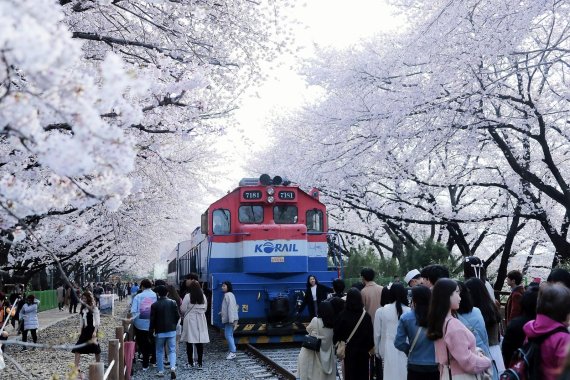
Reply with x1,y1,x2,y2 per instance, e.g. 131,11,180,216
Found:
155,335,176,372
224,323,236,353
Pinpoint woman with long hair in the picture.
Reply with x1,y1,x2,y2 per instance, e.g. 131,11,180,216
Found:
297,301,336,380
71,291,101,371
180,280,209,369
333,288,374,380
464,278,504,375
395,285,438,380
220,281,239,360
298,274,332,319
456,281,496,379
374,283,410,379
427,278,491,378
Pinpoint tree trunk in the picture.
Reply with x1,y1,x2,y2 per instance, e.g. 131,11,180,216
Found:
494,209,521,290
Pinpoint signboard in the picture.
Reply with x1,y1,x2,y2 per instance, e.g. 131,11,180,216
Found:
278,191,295,200
99,294,114,315
242,190,262,200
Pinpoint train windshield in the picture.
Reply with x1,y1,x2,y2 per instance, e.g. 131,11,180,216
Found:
212,209,231,234
306,209,324,232
239,205,263,223
273,205,298,224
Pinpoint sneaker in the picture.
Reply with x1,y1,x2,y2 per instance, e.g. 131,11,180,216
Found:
184,363,194,369
142,367,149,372
226,352,236,360
196,364,203,370
170,369,177,379
157,371,165,377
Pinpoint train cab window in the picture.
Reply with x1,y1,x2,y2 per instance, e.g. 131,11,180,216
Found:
273,205,298,224
306,209,324,232
239,205,263,223
212,209,231,234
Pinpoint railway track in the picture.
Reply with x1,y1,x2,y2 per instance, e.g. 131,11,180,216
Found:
237,343,299,380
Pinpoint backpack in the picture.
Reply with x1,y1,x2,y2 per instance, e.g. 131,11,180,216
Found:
500,326,569,380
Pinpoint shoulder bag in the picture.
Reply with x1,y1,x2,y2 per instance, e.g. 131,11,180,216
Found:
408,326,423,357
336,309,366,360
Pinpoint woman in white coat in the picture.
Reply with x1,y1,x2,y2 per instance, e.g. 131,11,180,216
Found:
180,280,209,369
220,281,239,360
374,282,410,379
297,301,336,380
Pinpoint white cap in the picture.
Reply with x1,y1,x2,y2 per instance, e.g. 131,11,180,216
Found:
404,269,421,285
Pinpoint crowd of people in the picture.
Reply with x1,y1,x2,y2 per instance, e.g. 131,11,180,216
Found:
296,260,570,380
4,262,570,380
127,274,239,380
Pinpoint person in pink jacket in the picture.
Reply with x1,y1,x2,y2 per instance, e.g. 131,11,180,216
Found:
522,283,570,380
427,278,491,378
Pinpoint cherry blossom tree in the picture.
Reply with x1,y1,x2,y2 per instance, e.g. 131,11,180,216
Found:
1,0,291,285
261,0,570,282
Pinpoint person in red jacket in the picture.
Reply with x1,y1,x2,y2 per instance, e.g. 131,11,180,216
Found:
505,270,524,325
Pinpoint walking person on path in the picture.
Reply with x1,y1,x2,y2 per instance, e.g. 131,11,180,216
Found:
20,294,40,351
150,285,179,379
71,291,101,372
130,279,157,371
181,280,209,369
220,281,239,360
56,284,65,311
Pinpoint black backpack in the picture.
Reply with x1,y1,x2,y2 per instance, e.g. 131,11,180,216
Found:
500,326,569,380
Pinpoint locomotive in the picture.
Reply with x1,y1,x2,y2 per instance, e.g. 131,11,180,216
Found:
166,174,341,343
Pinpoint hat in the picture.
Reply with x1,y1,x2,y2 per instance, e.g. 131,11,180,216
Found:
404,269,421,285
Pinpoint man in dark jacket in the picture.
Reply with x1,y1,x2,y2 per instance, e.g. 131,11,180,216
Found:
150,285,180,379
502,285,539,366
505,270,524,325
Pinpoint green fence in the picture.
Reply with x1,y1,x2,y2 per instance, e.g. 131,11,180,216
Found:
28,290,57,312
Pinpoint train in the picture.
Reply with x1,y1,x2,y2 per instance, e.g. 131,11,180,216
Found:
166,174,342,343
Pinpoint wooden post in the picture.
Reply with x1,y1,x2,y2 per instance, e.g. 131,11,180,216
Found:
122,319,131,341
108,339,120,380
116,326,125,380
89,362,105,380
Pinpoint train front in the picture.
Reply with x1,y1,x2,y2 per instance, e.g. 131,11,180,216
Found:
205,175,339,343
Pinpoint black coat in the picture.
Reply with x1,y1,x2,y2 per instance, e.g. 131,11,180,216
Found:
333,309,374,380
502,315,532,367
298,284,332,318
149,297,180,334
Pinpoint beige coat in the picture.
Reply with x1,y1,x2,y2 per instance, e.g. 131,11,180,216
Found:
361,281,383,320
297,317,335,380
180,294,210,344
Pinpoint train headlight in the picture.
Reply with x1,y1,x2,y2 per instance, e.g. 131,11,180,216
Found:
267,195,275,203
266,187,275,196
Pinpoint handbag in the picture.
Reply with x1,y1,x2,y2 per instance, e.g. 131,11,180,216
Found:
302,334,321,351
336,309,366,360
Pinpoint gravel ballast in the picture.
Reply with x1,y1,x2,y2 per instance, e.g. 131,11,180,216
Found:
1,301,260,379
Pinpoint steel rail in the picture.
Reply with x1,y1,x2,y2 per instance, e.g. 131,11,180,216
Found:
243,344,296,380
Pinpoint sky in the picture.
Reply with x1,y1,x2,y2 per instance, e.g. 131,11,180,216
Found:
215,0,404,193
